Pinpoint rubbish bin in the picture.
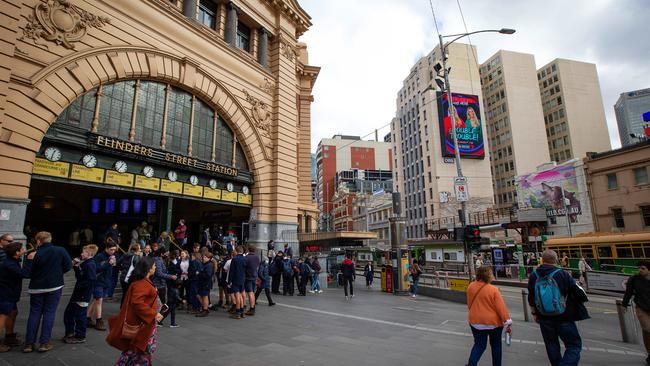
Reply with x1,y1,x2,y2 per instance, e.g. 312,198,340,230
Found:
385,265,393,293
381,266,387,292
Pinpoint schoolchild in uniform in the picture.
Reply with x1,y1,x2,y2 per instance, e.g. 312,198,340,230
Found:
196,252,214,317
63,244,98,343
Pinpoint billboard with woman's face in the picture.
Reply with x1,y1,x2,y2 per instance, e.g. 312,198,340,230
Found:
437,92,485,159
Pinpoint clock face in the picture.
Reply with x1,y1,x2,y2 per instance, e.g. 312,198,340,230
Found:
114,160,128,173
242,186,249,195
209,179,218,189
226,182,234,192
143,166,155,178
82,154,97,168
167,170,178,182
44,147,62,162
189,175,199,186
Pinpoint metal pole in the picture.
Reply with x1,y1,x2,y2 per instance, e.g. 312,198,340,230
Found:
521,289,531,322
439,34,474,281
560,189,572,237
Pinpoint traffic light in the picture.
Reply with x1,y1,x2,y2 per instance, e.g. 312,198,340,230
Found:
464,225,482,250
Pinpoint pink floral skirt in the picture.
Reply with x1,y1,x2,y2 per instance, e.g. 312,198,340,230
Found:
115,326,157,366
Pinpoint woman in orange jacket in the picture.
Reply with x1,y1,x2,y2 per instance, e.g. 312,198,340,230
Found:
466,266,512,366
106,256,163,365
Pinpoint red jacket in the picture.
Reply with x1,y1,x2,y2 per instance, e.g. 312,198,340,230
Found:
106,278,158,353
175,224,186,240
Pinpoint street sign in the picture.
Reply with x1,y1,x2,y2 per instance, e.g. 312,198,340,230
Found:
454,177,469,202
450,279,469,292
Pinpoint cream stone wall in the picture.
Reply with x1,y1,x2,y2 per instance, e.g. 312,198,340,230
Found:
0,0,318,244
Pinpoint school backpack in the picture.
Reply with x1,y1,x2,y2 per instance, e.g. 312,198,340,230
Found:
533,268,567,316
282,260,292,275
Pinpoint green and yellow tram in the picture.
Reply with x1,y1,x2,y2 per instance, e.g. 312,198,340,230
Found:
544,232,650,274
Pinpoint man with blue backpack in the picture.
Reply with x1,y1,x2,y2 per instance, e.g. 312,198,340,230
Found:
527,249,589,366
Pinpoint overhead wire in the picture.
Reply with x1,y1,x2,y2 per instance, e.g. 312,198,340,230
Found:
456,0,479,97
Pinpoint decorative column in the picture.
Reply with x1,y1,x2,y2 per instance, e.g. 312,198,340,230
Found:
188,95,196,156
257,28,269,67
90,84,103,133
129,80,141,142
161,84,171,149
231,136,237,166
182,0,197,20
211,113,218,161
224,2,239,46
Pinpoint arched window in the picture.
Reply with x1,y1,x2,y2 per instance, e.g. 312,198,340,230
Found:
54,80,248,171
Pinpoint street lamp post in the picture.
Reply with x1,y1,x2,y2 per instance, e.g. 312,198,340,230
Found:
437,28,515,279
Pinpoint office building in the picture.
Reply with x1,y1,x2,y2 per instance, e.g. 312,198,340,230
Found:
615,88,650,147
537,59,610,163
391,42,494,239
480,50,550,209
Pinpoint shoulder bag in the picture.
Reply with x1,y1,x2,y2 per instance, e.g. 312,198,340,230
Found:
468,283,488,311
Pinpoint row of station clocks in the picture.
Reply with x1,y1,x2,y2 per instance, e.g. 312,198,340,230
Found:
43,146,248,194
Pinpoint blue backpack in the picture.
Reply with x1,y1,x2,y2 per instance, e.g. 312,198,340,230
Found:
282,260,292,275
533,268,567,316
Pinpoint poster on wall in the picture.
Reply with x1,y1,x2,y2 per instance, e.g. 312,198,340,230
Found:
437,92,485,159
516,163,582,222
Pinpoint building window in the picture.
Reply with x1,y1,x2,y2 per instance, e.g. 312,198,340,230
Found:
135,81,165,147
634,167,648,185
192,99,215,161
97,81,136,140
198,0,218,29
236,22,251,52
166,87,193,154
641,206,650,227
612,208,625,228
607,173,618,190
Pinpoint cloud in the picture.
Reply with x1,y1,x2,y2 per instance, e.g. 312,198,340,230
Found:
299,0,650,150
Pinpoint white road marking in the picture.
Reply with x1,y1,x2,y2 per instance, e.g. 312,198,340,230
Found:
271,302,645,357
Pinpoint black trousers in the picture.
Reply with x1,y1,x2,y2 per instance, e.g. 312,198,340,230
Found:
255,287,273,304
343,277,354,297
298,275,307,295
282,274,293,295
271,273,281,293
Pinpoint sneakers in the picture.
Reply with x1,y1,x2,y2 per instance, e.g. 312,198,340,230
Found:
308,290,315,294
268,302,276,306
64,337,86,344
412,294,417,298
230,313,242,319
37,343,53,353
244,308,255,316
22,344,34,353
345,296,349,300
170,323,180,328
318,290,323,293
195,310,209,317
94,318,106,331
3,333,22,347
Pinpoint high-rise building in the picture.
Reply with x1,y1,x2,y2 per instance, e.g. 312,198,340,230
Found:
615,88,650,147
391,43,494,239
537,59,610,163
315,135,392,229
480,50,550,209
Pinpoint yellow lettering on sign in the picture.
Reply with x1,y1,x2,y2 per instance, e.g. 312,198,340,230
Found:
183,184,203,197
105,171,134,187
33,158,70,178
70,165,104,183
160,180,183,194
203,188,222,200
134,175,160,191
449,279,470,292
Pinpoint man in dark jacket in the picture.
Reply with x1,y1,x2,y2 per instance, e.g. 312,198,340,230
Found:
63,244,97,344
271,251,284,294
528,250,587,366
87,242,117,331
341,255,356,300
228,246,247,319
0,233,14,264
244,246,260,315
24,231,72,353
622,260,650,365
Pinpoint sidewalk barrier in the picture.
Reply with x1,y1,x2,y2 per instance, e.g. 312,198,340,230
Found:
521,289,531,322
616,300,640,344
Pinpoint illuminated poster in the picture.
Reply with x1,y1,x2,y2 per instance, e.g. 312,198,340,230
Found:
516,162,582,222
437,92,485,159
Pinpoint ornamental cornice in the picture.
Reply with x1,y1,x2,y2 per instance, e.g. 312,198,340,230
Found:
262,0,311,37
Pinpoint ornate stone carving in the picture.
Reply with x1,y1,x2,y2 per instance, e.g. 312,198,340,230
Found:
243,90,272,138
259,77,275,94
278,35,297,62
21,0,110,50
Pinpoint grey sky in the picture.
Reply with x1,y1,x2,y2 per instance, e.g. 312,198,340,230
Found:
299,0,650,152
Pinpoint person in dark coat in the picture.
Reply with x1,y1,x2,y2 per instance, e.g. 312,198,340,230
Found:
196,252,214,317
228,246,247,319
87,242,117,331
63,244,98,344
0,242,32,352
244,246,260,315
118,244,142,306
255,259,275,306
364,262,375,289
622,260,650,364
341,255,356,300
165,251,182,327
271,251,284,294
151,248,177,325
528,250,588,366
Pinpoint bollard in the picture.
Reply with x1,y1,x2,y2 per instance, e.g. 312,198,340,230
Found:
521,289,531,322
616,300,640,344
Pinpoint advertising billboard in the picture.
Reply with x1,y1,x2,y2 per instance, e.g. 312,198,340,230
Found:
437,92,485,159
516,163,582,221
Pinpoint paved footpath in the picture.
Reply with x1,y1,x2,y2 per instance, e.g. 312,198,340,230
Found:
1,279,646,366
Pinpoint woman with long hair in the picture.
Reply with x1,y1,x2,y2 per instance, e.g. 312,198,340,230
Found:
107,256,163,365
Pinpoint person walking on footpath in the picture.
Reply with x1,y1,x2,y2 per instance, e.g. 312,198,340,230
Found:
622,260,650,365
23,231,72,353
255,259,275,306
107,256,163,365
528,250,589,366
410,259,422,298
341,254,356,300
310,256,322,293
363,261,374,289
63,244,98,344
465,266,512,366
0,242,33,352
578,255,592,287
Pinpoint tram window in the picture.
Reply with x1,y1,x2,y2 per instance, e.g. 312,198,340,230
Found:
617,246,633,258
133,199,142,214
597,246,613,258
633,247,645,258
105,199,116,214
581,248,594,258
569,247,580,258
91,198,101,214
119,199,129,214
147,200,156,214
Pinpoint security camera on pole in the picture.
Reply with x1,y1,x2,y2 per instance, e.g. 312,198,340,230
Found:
436,28,515,280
